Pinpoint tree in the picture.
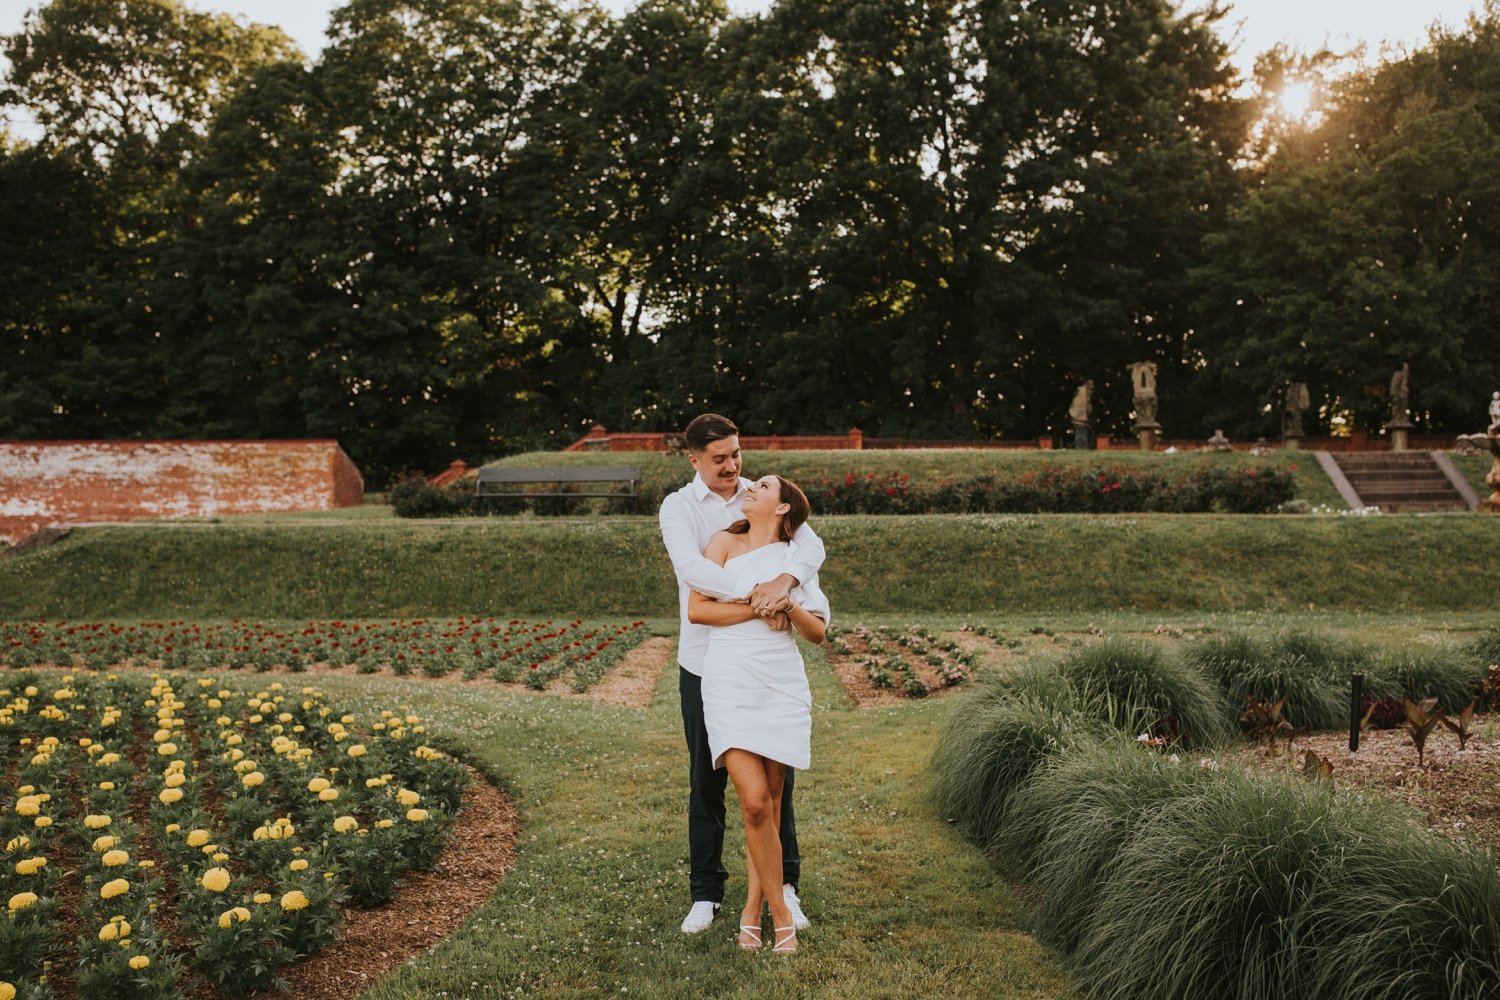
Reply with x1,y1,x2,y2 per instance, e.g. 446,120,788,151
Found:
1190,9,1500,437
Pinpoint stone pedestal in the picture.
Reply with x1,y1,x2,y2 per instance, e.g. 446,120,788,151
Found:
1133,423,1159,452
1388,421,1414,453
1282,433,1302,451
1072,424,1091,450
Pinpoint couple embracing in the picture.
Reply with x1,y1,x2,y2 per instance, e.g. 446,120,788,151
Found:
658,413,830,955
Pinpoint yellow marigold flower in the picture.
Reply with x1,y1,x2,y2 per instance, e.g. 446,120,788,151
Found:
14,857,46,877
92,834,118,851
1,981,17,1000
376,819,395,829
332,816,358,834
248,713,263,724
128,955,150,970
164,823,181,834
158,788,184,805
29,753,49,767
241,771,266,788
152,728,171,743
252,892,273,904
317,789,338,802
100,878,130,900
225,734,243,747
289,859,309,872
98,922,120,941
211,852,229,863
8,891,38,912
279,890,310,912
32,816,51,829
138,860,156,869
218,905,252,929
405,808,430,823
156,742,178,756
102,850,129,868
200,867,231,893
306,777,331,793
4,836,29,852
98,781,116,791
163,772,186,788
233,759,257,774
346,744,367,758
83,814,111,829
185,829,211,848
98,752,121,766
365,777,386,788
14,796,40,817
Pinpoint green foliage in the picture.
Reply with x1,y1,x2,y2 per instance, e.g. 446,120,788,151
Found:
1186,630,1352,731
930,688,1100,846
1049,640,1234,746
4,512,1500,619
1060,760,1500,1000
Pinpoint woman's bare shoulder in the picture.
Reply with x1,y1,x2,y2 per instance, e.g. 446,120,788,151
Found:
703,530,741,563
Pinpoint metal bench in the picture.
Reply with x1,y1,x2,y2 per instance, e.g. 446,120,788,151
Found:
474,465,640,503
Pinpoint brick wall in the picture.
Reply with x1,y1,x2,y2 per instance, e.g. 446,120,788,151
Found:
0,440,364,545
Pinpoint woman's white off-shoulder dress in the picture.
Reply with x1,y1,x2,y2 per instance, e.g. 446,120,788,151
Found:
702,541,830,771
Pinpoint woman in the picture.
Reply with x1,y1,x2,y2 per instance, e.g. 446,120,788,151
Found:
688,475,828,954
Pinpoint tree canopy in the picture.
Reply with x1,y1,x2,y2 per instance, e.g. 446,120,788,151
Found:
3,0,1498,480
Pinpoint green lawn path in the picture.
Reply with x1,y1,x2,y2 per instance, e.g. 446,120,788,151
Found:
306,643,1067,1000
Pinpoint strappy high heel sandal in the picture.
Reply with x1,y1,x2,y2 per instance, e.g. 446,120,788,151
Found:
737,923,763,950
772,925,798,953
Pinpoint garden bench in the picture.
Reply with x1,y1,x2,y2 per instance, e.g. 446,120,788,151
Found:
474,465,640,504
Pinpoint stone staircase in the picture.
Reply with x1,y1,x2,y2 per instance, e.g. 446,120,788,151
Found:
1321,451,1475,512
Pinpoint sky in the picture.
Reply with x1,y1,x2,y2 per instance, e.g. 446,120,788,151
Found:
0,0,1490,71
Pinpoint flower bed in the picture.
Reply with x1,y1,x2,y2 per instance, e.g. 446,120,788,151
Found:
824,624,977,705
0,618,651,694
1,671,469,998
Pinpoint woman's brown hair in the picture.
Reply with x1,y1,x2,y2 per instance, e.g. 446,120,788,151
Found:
727,476,811,542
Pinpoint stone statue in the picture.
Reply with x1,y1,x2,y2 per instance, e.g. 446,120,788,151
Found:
1283,382,1310,439
1130,361,1159,428
1206,429,1232,452
1490,391,1500,431
1388,363,1411,426
1069,381,1093,427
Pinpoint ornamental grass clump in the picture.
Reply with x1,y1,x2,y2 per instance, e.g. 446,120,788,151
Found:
995,737,1215,949
1364,651,1486,715
1062,768,1500,1000
931,687,1099,846
1188,630,1348,732
1052,639,1233,747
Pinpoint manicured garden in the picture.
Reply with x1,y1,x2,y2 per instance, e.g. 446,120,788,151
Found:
3,488,1499,999
1,670,467,998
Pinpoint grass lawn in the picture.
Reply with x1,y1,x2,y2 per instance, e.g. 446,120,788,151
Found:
294,643,1068,1000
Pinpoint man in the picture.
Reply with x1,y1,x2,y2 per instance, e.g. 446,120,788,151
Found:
659,413,825,935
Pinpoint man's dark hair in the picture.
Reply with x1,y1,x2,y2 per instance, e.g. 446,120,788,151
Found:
684,413,738,452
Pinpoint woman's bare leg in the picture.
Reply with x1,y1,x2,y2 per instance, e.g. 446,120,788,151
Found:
725,749,793,945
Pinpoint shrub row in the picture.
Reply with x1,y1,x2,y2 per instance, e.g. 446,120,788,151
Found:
393,464,1295,518
933,633,1500,1000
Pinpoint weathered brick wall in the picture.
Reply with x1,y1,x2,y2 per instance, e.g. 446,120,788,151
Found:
0,441,364,545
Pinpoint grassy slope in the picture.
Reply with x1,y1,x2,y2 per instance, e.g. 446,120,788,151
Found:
232,655,1065,1000
3,513,1498,619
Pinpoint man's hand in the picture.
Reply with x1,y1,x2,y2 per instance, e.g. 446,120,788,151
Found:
748,573,798,617
765,610,792,632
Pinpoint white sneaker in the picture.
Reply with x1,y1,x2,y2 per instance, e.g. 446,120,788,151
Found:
783,884,810,930
680,901,720,934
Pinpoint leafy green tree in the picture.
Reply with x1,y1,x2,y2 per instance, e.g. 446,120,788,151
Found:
0,0,298,439
1191,10,1500,437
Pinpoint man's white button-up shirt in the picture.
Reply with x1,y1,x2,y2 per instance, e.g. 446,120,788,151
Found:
658,473,826,675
